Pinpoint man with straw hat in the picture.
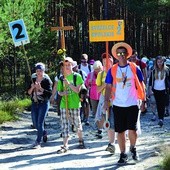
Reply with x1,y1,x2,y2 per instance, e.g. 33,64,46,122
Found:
104,42,146,165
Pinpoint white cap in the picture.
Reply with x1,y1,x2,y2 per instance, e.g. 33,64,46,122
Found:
64,57,74,64
72,61,77,68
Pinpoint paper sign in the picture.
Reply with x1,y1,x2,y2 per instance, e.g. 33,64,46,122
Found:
89,20,124,42
8,19,30,46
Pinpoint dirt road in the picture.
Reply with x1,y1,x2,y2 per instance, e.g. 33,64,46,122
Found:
0,108,170,170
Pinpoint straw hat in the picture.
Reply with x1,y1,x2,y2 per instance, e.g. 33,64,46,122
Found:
111,42,132,60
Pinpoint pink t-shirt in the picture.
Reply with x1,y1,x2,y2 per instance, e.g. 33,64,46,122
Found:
85,71,100,100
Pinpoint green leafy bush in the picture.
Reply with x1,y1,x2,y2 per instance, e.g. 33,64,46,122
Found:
0,98,31,124
0,110,14,124
161,152,170,170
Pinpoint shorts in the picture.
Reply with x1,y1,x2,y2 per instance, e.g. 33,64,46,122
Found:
60,108,83,138
113,105,139,133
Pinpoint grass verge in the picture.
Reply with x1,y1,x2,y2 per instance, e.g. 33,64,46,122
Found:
0,98,31,124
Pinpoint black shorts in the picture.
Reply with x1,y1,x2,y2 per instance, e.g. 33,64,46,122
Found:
113,105,139,133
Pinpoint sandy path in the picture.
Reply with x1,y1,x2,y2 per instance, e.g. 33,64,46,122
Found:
0,108,170,170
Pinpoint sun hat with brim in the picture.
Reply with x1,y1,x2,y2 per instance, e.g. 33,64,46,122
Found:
64,57,74,64
111,42,132,60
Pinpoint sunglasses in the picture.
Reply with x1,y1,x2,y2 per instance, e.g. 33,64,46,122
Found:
116,52,126,56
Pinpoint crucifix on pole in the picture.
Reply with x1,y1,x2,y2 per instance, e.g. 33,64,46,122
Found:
51,16,73,119
51,16,73,49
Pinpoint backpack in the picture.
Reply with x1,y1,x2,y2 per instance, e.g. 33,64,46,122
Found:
60,73,87,95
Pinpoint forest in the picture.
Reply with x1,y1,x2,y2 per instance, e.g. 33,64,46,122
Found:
0,0,169,98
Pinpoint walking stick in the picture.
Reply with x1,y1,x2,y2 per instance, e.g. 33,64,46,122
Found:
103,44,110,130
63,61,69,119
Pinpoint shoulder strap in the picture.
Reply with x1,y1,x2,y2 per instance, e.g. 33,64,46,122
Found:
73,73,77,86
78,65,81,69
88,64,91,72
100,71,104,84
59,75,64,86
79,70,84,80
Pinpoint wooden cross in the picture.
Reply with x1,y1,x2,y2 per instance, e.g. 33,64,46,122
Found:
51,16,73,49
51,16,73,119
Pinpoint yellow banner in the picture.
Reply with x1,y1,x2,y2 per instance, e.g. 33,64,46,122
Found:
89,20,124,42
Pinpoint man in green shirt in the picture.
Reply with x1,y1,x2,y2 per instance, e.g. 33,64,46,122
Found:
57,57,85,153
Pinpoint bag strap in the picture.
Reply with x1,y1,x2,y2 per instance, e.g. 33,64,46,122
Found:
88,64,91,72
100,71,104,85
73,73,77,86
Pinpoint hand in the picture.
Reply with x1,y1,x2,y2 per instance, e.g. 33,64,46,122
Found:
31,83,35,88
140,101,146,112
60,91,68,96
63,78,70,86
103,100,110,112
35,82,42,90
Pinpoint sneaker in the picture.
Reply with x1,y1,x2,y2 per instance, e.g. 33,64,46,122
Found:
164,111,169,117
78,140,86,149
130,147,139,161
30,124,36,129
71,124,76,132
158,119,163,127
31,141,41,149
84,118,90,126
95,130,103,139
151,115,156,121
43,131,47,143
105,143,115,154
117,153,128,165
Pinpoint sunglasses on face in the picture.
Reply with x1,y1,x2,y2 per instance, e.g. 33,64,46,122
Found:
116,52,126,56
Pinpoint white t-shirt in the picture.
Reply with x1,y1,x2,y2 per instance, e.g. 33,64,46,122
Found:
113,65,138,107
79,64,93,75
154,72,165,90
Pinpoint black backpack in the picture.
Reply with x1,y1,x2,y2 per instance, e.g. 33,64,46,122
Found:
60,73,87,95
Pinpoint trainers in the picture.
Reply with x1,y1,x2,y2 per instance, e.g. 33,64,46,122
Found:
151,115,156,121
84,118,90,126
158,119,163,127
164,111,169,117
31,141,41,149
117,153,128,165
95,130,103,139
130,147,139,161
30,124,36,129
78,140,86,149
105,143,115,154
71,124,76,132
43,131,47,143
